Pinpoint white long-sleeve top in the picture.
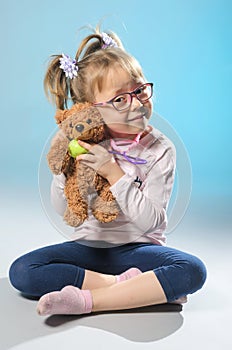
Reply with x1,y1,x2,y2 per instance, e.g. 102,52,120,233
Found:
51,126,176,246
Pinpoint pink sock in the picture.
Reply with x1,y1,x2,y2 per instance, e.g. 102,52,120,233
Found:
116,267,142,283
37,286,92,316
171,296,188,304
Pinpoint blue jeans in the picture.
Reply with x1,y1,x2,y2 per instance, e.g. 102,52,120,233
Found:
9,241,207,302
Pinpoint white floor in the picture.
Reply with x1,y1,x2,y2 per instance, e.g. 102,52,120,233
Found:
0,189,231,350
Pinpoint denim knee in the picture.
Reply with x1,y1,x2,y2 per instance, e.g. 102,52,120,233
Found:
9,257,36,296
182,254,207,296
155,253,207,302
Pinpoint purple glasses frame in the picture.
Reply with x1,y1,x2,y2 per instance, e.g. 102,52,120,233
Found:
93,82,153,111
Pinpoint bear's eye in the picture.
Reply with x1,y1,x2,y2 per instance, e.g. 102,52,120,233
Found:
75,124,84,132
86,119,92,124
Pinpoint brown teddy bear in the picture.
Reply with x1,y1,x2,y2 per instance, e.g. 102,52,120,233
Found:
47,102,120,227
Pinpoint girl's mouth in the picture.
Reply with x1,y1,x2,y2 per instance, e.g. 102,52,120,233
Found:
128,114,145,122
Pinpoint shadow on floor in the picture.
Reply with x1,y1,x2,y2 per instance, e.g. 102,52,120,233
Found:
0,277,184,349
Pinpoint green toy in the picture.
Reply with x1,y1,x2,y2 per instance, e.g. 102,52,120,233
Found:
68,139,88,158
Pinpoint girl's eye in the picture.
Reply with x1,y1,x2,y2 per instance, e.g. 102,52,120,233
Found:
135,88,142,95
135,85,146,95
114,95,127,103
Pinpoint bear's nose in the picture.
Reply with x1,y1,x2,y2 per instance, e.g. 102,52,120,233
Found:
75,124,84,132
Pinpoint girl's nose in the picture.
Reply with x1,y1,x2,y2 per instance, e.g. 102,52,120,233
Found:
130,94,143,110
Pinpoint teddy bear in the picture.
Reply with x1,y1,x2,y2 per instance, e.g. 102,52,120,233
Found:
47,102,120,227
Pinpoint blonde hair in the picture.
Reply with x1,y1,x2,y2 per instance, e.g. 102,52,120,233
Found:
44,27,145,110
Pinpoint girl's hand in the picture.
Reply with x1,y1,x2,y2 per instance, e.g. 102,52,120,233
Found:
76,140,125,185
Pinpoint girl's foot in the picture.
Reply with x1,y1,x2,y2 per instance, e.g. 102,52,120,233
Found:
171,296,188,304
37,286,92,316
116,267,142,282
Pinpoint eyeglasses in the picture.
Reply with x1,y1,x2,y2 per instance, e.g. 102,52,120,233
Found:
93,83,153,111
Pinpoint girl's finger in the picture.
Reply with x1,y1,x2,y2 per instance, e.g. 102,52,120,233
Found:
76,154,95,163
77,140,92,151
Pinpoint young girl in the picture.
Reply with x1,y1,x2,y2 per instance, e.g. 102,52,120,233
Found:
9,28,207,316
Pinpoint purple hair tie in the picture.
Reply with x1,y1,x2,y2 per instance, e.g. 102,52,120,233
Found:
59,53,78,79
101,32,118,49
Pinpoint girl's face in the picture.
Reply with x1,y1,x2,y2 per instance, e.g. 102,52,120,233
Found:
94,67,153,139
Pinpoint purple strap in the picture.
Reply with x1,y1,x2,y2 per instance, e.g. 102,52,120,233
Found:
108,150,147,165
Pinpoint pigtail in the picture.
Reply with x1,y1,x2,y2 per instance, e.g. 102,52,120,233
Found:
75,29,124,62
44,55,69,110
44,25,129,110
75,34,102,61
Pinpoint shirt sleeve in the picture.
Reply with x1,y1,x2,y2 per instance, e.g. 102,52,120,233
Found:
50,173,67,216
110,143,176,233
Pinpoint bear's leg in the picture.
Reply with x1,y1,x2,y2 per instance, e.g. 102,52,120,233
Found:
92,175,120,223
64,169,89,225
63,207,87,227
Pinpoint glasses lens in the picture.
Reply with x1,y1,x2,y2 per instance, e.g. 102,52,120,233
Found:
112,94,131,111
136,84,152,102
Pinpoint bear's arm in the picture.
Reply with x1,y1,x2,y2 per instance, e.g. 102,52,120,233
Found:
47,130,70,175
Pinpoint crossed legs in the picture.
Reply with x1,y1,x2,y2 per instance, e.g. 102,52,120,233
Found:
37,269,167,315
9,241,206,316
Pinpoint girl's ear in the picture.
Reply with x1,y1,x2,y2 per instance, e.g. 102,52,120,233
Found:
54,109,69,124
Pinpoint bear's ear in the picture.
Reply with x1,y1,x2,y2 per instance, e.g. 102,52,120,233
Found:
54,109,69,124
